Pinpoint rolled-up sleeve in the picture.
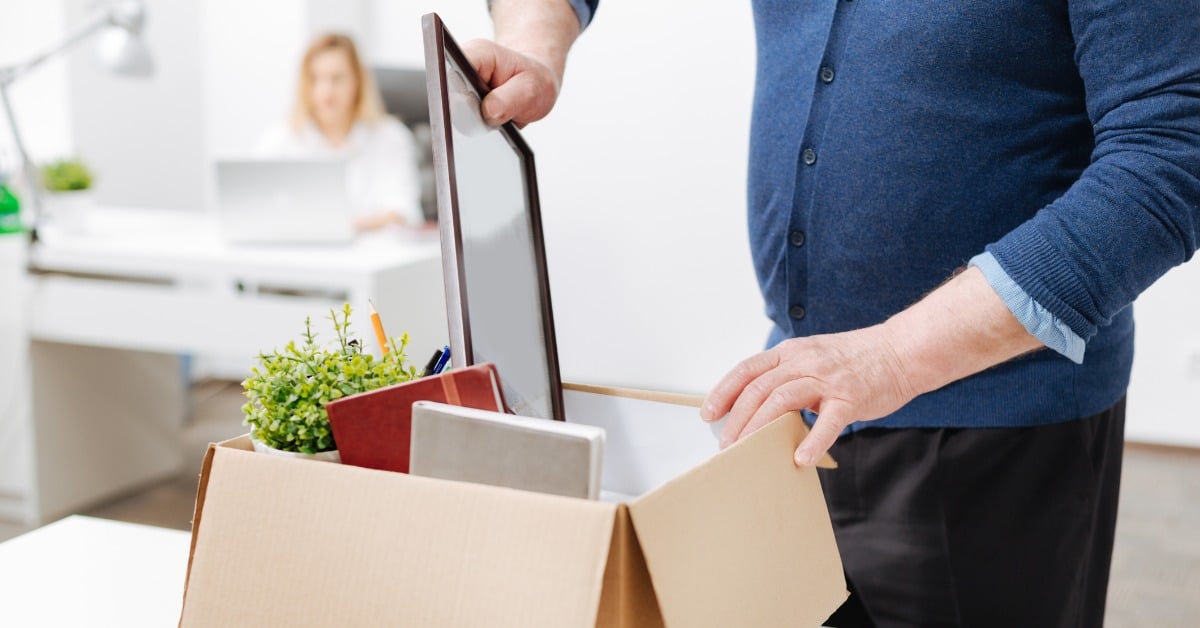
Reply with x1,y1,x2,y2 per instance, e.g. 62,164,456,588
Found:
971,252,1087,364
566,0,599,29
985,0,1200,343
486,1,598,29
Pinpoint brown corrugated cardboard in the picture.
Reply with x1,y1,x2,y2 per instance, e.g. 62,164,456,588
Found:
595,505,662,627
180,388,846,627
182,437,614,627
627,412,846,627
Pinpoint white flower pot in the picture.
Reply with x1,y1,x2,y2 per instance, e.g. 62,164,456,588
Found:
44,189,94,235
250,437,341,463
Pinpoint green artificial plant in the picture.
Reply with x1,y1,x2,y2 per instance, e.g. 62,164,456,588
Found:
242,304,417,454
41,159,93,192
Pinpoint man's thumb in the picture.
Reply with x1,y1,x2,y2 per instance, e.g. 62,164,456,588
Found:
480,93,511,126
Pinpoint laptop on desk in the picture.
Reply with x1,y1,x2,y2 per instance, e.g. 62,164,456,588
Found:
214,159,356,245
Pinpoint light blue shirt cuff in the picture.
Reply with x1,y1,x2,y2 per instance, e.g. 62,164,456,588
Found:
969,252,1086,364
566,0,594,29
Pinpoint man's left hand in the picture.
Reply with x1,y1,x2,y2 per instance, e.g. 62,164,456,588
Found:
700,267,1046,467
701,326,918,467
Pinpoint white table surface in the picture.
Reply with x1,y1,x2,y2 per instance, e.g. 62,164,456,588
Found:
31,205,442,280
25,205,447,360
0,516,191,627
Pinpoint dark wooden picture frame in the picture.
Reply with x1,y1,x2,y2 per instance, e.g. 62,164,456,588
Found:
422,13,565,421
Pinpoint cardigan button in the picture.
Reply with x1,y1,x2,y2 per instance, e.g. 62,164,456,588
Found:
819,66,835,84
789,230,806,247
802,148,817,166
789,305,807,320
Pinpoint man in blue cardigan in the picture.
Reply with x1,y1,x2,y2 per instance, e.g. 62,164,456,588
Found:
470,1,1200,625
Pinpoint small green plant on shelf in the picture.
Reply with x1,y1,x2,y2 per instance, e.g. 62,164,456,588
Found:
41,159,93,192
242,304,417,454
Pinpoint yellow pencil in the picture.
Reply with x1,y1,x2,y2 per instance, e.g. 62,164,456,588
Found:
369,300,389,355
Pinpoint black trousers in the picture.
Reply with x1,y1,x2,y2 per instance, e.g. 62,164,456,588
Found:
819,399,1125,628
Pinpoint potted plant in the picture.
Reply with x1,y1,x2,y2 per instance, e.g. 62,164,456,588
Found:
242,304,418,462
40,158,94,233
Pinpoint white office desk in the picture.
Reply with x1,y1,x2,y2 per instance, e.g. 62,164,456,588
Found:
0,516,191,628
29,206,447,358
1,206,448,525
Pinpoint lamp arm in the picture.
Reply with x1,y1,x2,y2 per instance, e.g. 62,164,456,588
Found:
0,16,107,228
0,83,44,225
0,4,131,230
0,13,112,86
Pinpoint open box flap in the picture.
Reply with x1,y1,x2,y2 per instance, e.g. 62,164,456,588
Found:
627,412,846,627
181,439,618,628
177,436,230,628
595,504,664,627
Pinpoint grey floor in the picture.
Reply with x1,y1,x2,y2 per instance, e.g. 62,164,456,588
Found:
1,380,1197,626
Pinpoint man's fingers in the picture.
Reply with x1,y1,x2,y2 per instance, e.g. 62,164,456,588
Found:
702,349,781,423
460,39,501,83
461,39,514,125
793,400,850,467
480,93,511,125
719,367,794,444
730,378,820,447
483,72,553,126
461,38,557,126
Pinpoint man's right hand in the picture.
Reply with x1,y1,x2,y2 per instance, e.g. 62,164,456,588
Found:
466,0,583,127
461,39,562,127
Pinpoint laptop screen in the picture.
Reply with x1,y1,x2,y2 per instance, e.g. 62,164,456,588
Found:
424,14,564,421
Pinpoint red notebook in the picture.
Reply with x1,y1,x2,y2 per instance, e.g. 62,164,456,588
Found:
326,363,507,474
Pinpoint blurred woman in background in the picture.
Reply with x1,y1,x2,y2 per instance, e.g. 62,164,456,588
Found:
259,33,422,230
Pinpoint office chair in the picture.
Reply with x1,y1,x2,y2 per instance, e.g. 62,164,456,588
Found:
373,66,437,223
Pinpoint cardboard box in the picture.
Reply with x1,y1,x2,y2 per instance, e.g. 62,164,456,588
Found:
179,387,846,627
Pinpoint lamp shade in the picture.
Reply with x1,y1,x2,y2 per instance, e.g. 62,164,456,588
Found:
94,1,153,77
95,27,153,77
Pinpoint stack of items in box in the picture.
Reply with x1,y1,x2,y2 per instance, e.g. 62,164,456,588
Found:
327,362,605,500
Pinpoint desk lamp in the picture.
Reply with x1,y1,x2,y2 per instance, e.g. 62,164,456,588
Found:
0,0,153,232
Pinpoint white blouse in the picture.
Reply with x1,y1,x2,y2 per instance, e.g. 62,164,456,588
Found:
256,117,423,225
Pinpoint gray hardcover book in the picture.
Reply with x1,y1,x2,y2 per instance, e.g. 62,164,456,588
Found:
409,401,604,500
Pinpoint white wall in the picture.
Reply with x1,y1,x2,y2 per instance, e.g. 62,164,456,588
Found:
534,3,764,394
306,0,370,46
1127,259,1200,447
0,0,74,186
65,0,206,210
201,1,308,161
366,3,491,67
369,2,765,395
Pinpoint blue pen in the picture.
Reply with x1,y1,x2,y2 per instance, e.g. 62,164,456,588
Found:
432,345,451,374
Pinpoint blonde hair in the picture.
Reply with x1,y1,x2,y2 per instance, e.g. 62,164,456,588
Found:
290,33,386,131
